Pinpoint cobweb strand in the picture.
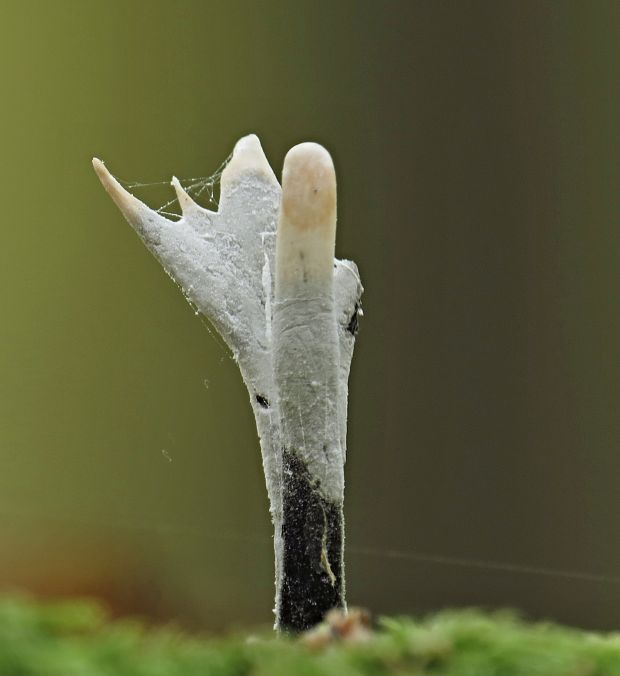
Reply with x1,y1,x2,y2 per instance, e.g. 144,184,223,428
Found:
114,152,232,221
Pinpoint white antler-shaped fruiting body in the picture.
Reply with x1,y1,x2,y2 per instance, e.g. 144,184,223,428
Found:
92,134,362,632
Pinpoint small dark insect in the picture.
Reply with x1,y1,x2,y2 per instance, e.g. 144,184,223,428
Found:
256,394,270,408
346,303,361,336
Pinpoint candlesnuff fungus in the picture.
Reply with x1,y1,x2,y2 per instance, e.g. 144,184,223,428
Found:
92,135,363,631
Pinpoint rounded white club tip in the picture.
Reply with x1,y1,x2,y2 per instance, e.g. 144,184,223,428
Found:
220,133,278,189
281,142,336,233
275,143,337,287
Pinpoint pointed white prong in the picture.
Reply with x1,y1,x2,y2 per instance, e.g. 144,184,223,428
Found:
220,134,279,197
171,176,195,211
171,175,203,218
92,158,169,231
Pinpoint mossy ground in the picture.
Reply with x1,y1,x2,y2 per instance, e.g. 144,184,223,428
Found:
1,595,619,675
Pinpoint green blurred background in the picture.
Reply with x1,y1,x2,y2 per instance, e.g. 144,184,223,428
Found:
1,0,619,632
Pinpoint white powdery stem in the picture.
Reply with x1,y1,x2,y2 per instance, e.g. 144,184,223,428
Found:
92,134,363,630
272,143,351,631
274,143,343,502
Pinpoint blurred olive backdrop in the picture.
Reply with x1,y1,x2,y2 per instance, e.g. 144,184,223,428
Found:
1,0,619,631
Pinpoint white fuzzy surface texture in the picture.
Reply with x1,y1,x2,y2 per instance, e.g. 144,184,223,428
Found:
93,134,363,617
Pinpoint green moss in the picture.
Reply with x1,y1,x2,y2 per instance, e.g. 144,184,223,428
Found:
1,595,619,675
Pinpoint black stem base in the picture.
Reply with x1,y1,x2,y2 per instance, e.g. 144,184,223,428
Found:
277,450,344,632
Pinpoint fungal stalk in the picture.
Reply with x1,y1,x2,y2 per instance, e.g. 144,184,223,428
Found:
92,135,363,631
